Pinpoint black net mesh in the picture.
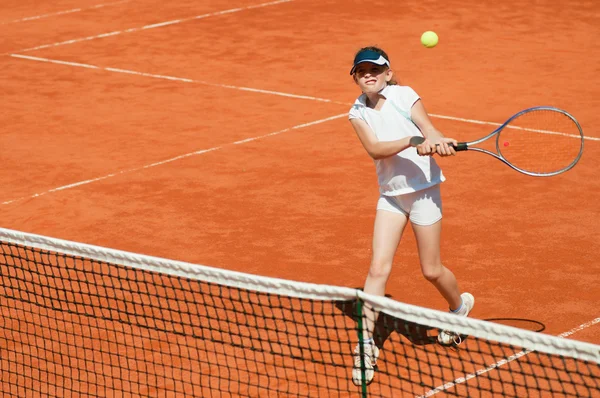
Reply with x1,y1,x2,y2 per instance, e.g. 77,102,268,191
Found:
1,234,599,397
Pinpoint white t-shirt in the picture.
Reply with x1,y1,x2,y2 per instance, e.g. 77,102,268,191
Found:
348,85,445,196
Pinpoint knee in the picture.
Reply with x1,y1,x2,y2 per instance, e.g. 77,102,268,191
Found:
421,263,443,283
368,258,393,280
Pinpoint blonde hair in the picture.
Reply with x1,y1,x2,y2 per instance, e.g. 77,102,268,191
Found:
353,46,399,85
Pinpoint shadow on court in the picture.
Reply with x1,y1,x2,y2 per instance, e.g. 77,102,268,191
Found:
334,294,438,349
334,293,547,350
483,318,546,333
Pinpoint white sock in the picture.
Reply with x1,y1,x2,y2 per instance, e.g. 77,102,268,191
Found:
450,299,465,315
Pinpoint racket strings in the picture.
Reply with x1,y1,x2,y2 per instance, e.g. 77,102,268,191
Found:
497,109,583,175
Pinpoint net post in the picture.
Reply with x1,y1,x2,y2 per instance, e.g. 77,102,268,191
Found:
356,295,368,398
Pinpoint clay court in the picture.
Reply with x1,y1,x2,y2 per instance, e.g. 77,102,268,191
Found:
1,0,599,396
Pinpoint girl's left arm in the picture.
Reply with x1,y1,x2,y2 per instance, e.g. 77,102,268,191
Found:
411,100,457,156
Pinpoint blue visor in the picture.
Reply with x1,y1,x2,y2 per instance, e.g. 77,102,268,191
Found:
350,50,390,75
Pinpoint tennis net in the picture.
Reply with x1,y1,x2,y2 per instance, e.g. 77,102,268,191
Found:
0,227,598,397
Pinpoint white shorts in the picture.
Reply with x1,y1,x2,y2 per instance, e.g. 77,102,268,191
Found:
376,184,442,226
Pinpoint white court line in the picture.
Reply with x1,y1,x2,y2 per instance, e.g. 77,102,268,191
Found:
1,113,346,206
8,0,293,54
419,317,600,397
430,113,599,141
10,53,600,142
10,54,347,105
0,0,130,25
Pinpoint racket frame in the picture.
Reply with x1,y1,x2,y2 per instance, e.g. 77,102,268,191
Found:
415,106,584,177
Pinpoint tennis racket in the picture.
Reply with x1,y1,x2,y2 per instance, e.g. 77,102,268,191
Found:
411,106,584,177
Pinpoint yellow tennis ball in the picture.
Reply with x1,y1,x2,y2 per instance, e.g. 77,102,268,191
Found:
421,31,439,48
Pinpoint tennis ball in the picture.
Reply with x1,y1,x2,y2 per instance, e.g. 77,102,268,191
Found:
421,31,439,48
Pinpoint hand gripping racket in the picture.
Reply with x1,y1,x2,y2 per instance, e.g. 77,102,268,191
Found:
412,106,584,177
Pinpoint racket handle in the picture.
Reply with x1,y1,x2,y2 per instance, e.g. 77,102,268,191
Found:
451,142,468,151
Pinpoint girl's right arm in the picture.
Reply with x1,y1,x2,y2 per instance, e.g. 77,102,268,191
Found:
350,118,413,160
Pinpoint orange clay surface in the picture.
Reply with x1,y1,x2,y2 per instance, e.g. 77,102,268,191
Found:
0,0,599,396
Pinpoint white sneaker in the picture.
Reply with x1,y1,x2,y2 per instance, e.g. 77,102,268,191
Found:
437,292,475,346
351,343,380,386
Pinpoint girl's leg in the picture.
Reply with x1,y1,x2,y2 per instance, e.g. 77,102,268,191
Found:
361,209,408,339
411,220,462,310
353,208,407,386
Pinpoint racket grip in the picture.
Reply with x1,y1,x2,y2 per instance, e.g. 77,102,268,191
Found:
451,142,468,151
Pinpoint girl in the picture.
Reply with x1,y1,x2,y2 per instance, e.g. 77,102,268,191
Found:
348,46,474,386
